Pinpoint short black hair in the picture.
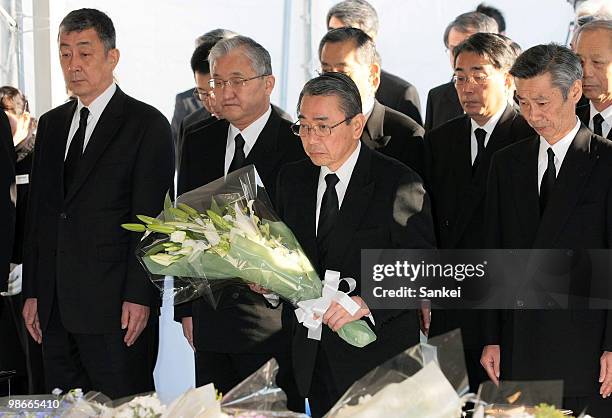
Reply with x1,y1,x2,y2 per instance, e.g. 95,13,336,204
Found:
298,72,362,120
190,40,216,75
59,8,115,52
453,32,519,70
318,27,377,65
476,3,506,33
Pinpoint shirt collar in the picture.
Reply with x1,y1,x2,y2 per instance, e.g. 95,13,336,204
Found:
77,82,116,120
470,105,506,136
590,100,612,124
538,117,581,166
229,105,272,150
320,141,362,186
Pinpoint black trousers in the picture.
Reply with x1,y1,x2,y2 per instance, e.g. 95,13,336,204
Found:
306,345,343,418
42,300,158,399
195,349,302,410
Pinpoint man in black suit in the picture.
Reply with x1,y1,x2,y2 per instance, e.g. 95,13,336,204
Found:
175,31,292,179
21,9,174,399
426,33,534,392
174,35,305,399
575,20,612,140
175,35,229,173
319,28,425,176
170,30,236,146
326,0,423,125
481,44,612,415
425,12,498,131
275,73,435,417
0,110,15,295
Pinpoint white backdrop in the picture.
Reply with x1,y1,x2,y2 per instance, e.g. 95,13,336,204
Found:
31,0,575,403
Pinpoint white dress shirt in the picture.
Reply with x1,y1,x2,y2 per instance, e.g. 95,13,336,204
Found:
224,105,272,175
315,141,361,234
65,82,117,160
469,105,506,164
537,118,581,193
589,101,612,138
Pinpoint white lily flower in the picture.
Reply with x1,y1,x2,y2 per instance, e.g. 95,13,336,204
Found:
203,221,221,246
233,202,259,240
170,230,187,243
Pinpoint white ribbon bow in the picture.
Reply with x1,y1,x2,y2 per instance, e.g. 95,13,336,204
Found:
294,270,362,341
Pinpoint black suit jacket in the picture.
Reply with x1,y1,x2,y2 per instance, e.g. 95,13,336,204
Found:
425,81,463,131
363,100,425,177
425,105,534,347
483,126,612,397
276,143,436,396
23,86,174,334
376,69,422,126
171,88,202,147
576,103,612,140
0,111,15,291
174,106,306,353
175,104,293,175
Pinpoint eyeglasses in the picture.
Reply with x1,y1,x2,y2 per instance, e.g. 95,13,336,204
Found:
453,74,490,86
208,74,269,91
192,88,212,101
291,116,354,137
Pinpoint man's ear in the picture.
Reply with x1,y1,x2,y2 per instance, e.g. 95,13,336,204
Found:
265,74,276,96
370,62,381,92
108,48,120,68
569,78,582,105
351,113,366,139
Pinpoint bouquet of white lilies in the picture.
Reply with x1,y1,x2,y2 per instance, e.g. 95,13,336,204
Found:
122,166,376,348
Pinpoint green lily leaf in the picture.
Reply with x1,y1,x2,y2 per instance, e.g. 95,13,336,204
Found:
121,223,146,232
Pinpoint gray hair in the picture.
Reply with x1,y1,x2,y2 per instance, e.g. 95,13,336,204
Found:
195,28,237,47
326,0,379,39
510,43,583,100
319,27,378,66
298,72,362,120
59,8,115,52
208,35,272,76
576,18,612,40
443,12,499,48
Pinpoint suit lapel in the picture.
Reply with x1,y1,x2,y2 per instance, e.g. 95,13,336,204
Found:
447,117,476,246
511,136,541,243
362,100,391,149
64,88,125,203
244,108,285,178
533,126,597,247
54,100,78,195
200,120,229,182
452,106,523,244
292,164,320,270
324,144,375,271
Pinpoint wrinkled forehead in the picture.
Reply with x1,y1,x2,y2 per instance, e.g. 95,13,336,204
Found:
298,94,343,120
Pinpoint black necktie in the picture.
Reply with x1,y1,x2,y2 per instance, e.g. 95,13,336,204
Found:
593,113,604,136
473,128,487,173
540,147,556,215
64,107,89,195
228,133,246,173
317,173,340,268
